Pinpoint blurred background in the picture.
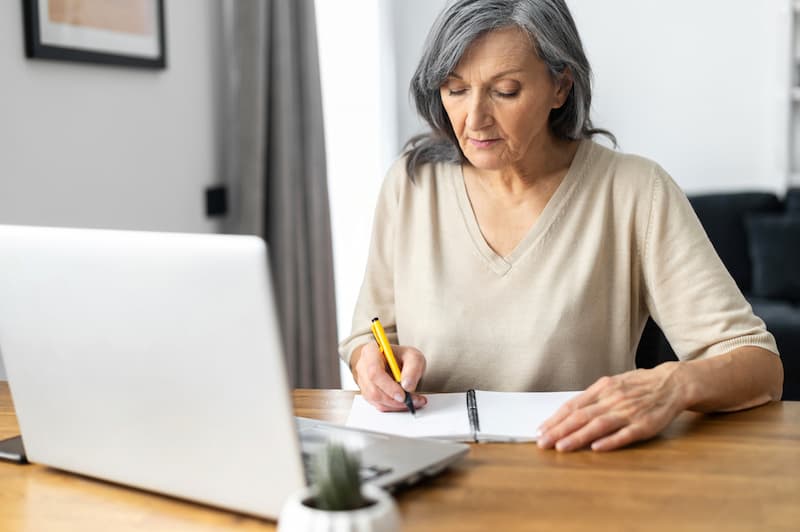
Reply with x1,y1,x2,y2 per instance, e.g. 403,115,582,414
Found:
0,0,797,388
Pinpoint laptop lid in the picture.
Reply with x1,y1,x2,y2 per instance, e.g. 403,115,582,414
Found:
0,225,305,518
0,225,468,519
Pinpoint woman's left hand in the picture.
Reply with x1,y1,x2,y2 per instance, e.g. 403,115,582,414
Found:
537,362,688,452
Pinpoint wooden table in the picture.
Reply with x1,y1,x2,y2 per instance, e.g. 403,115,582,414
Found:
1,383,798,531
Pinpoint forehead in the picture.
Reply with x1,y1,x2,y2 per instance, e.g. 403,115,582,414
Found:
455,26,539,74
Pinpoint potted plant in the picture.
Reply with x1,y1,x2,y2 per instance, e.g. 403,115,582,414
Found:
278,442,400,531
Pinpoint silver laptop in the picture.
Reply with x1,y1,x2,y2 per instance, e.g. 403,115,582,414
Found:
0,225,468,520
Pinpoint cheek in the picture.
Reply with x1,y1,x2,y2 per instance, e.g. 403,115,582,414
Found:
498,109,529,139
497,113,547,151
440,97,465,128
507,99,550,134
442,106,463,132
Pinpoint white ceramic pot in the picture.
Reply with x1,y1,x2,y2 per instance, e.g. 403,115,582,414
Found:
277,483,401,532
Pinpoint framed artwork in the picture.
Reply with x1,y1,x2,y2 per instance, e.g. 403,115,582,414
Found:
22,0,166,69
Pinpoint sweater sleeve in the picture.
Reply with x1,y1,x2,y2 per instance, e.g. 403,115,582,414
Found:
641,165,779,360
337,160,404,366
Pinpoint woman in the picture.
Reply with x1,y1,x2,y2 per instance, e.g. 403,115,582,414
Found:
338,0,783,452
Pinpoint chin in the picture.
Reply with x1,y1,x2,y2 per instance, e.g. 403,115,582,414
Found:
464,152,505,171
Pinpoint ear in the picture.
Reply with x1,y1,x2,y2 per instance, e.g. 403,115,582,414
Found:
553,67,574,109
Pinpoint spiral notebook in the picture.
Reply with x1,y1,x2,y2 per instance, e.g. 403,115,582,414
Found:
347,390,581,442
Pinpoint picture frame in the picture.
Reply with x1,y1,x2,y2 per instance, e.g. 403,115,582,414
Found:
22,0,166,69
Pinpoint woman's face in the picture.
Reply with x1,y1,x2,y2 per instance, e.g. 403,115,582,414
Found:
439,26,572,172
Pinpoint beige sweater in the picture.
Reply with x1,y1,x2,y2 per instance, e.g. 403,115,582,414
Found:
338,140,778,392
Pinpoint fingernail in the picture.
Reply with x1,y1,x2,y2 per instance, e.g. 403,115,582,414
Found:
401,379,413,391
537,435,552,448
393,394,404,403
555,438,572,452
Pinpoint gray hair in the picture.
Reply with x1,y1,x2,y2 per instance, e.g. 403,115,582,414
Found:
405,0,615,178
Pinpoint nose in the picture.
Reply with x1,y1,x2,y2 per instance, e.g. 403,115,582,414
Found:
465,93,493,131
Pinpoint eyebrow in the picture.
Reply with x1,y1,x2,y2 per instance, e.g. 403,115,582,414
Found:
447,69,525,81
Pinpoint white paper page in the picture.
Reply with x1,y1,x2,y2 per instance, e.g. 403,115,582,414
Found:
346,393,472,440
474,391,581,441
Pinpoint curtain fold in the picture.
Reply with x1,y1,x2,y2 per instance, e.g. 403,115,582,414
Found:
219,0,340,389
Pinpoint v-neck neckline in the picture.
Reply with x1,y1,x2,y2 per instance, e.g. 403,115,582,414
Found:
451,139,590,276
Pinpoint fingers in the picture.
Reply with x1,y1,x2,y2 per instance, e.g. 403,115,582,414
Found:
364,350,409,411
397,347,425,391
538,402,607,445
537,376,610,432
590,424,650,452
550,414,628,452
353,342,403,411
396,346,427,409
354,342,427,412
538,369,682,452
541,415,652,452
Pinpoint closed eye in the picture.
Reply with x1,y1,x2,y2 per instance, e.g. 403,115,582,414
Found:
495,90,519,99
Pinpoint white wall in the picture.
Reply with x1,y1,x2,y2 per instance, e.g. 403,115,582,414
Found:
385,0,450,148
0,2,221,380
569,0,790,194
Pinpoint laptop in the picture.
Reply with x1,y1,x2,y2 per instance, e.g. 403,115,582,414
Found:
0,224,468,520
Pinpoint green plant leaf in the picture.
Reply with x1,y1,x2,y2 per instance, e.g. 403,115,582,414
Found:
311,442,368,511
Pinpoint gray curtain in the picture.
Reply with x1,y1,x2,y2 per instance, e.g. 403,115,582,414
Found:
219,0,340,389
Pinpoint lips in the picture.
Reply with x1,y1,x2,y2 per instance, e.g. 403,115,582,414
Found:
468,138,500,148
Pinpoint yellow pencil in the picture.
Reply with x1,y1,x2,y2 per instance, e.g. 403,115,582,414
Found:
371,317,416,415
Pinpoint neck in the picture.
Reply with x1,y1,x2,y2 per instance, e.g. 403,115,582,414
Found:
468,136,580,199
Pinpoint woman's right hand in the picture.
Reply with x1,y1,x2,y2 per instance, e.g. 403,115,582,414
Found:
350,342,428,412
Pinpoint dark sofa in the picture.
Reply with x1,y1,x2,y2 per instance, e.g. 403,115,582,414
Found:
636,188,800,401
